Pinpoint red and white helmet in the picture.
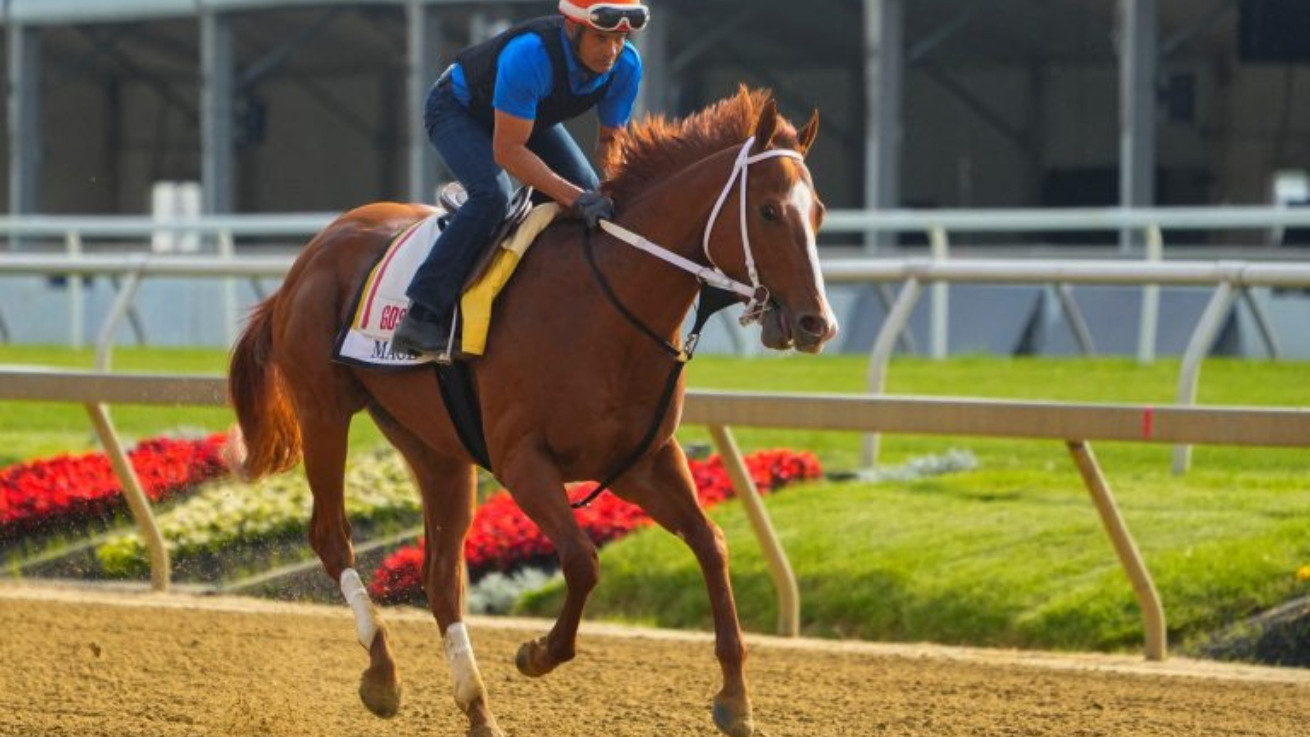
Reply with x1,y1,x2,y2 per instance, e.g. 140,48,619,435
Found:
558,0,650,32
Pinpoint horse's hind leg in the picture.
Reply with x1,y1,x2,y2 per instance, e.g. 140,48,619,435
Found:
612,442,754,737
289,386,403,719
367,406,504,737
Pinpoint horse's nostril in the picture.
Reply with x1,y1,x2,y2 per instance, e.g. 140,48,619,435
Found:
797,314,829,339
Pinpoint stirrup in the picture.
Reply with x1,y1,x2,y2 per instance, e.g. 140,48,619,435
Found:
438,181,467,213
419,349,453,366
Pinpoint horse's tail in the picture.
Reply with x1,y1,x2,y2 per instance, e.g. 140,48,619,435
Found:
226,297,302,481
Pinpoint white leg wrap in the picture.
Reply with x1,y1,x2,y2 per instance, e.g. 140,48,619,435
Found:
443,622,486,711
339,568,379,650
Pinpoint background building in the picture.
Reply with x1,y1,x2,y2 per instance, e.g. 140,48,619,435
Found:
3,0,1309,244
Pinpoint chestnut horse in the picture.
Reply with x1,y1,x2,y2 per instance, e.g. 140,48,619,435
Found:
227,87,836,737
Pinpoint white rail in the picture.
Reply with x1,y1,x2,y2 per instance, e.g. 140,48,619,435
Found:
822,204,1310,233
4,204,1310,237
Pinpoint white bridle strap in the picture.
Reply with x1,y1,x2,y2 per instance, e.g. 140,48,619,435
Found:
597,220,753,298
596,137,806,323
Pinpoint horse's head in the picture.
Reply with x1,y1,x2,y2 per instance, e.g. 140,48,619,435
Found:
702,99,838,353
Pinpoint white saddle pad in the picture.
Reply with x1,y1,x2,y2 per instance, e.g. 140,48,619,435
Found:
334,212,445,369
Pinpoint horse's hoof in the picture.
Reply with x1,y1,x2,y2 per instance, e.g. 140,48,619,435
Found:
359,666,403,718
469,723,506,737
712,694,754,737
514,638,559,678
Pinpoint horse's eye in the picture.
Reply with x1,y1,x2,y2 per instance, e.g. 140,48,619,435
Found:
760,203,781,222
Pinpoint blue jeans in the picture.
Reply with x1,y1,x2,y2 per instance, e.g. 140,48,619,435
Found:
406,75,600,319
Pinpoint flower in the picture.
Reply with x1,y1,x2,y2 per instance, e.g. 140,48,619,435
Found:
0,433,230,540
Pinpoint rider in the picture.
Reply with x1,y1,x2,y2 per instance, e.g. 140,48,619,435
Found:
392,0,650,361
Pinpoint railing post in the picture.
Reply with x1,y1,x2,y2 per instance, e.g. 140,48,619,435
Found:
1240,286,1282,359
1054,283,1096,355
219,229,238,347
863,277,923,467
65,231,84,348
95,264,146,372
85,402,171,591
1067,440,1165,661
929,226,949,360
1173,280,1237,474
708,424,799,637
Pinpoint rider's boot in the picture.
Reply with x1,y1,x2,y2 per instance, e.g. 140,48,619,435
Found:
392,302,454,363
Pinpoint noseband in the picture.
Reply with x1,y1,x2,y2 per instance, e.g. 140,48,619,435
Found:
597,137,806,325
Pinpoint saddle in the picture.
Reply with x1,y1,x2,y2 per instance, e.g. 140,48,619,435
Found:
439,181,536,291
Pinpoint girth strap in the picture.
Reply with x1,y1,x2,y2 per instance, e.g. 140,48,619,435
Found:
434,362,493,471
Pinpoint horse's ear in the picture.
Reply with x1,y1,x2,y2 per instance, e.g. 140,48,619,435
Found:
796,108,820,158
752,99,780,154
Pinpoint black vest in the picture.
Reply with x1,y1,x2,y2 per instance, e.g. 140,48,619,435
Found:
456,16,614,129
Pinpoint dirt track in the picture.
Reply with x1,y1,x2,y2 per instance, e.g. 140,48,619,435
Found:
1,583,1307,737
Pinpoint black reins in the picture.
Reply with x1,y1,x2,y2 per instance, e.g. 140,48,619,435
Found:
571,224,739,509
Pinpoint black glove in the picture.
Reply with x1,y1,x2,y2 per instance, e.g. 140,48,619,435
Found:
572,190,615,229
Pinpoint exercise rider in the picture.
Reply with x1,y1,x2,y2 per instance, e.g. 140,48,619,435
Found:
392,0,650,361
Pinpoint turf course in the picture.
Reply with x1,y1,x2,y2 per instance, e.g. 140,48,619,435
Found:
1,346,1306,654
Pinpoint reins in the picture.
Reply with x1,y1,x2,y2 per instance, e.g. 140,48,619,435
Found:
569,137,804,509
572,226,739,509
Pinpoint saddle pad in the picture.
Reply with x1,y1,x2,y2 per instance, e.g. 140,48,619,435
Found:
334,202,560,369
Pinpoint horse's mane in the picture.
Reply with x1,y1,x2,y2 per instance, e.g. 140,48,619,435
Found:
602,86,800,204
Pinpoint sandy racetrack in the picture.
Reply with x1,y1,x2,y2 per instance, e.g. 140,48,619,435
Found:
1,583,1306,737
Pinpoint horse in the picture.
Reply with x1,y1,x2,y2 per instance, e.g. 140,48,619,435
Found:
227,86,837,737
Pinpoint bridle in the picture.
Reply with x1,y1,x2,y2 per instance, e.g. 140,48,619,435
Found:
597,136,806,326
572,136,807,509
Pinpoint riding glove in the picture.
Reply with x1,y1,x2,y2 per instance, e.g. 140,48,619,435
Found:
572,190,615,229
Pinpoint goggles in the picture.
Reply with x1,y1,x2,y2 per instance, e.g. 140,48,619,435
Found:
585,4,650,32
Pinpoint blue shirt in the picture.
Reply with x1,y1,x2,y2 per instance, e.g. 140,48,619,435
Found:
450,27,642,129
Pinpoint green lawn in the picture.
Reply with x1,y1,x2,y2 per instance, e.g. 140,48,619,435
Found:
2,345,1307,655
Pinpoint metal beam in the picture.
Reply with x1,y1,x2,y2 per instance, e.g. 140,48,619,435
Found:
906,0,985,64
1118,0,1158,251
919,62,1027,153
8,22,42,221
201,10,236,214
863,0,904,251
238,8,345,90
407,0,443,202
1162,0,1235,58
78,26,200,125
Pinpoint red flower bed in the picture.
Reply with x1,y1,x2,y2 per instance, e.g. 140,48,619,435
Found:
369,448,822,603
0,433,230,539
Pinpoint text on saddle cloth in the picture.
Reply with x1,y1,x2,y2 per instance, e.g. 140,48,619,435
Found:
333,201,560,369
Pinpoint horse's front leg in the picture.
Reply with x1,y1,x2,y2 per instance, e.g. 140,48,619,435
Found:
498,453,599,678
613,442,754,737
420,464,505,737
